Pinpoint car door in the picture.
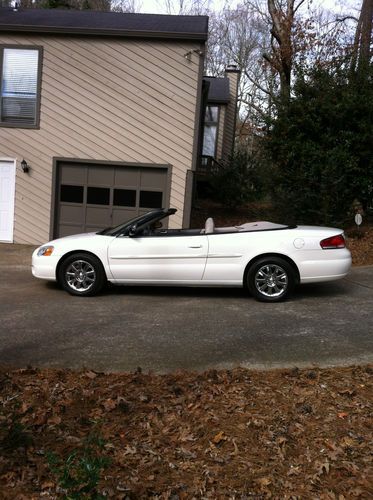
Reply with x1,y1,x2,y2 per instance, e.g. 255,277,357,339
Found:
107,234,208,282
203,232,249,283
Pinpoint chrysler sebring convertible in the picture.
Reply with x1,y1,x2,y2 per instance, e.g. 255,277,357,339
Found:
32,208,351,302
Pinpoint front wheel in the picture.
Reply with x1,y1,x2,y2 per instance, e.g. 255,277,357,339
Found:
58,253,106,296
247,257,296,302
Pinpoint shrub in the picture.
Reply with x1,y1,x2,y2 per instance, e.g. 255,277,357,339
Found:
209,145,265,209
265,65,373,226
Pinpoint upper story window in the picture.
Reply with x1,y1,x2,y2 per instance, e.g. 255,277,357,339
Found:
202,105,219,157
0,46,42,128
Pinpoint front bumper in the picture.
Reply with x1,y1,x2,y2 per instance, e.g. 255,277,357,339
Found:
31,249,60,281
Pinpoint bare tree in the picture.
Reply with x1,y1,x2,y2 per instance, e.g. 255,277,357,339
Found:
292,6,355,71
261,0,306,102
206,3,275,139
111,0,140,12
351,0,373,74
15,0,112,10
14,0,138,11
159,0,211,15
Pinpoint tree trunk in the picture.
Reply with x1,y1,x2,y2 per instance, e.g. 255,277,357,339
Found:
267,0,296,103
351,0,373,75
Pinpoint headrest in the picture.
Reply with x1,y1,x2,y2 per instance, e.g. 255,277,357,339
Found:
205,217,215,234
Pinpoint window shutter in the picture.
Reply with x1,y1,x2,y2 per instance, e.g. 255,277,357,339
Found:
1,49,39,124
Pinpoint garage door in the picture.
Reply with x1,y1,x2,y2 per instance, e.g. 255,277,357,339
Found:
55,162,169,238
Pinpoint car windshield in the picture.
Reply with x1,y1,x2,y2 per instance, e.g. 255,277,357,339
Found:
97,209,174,236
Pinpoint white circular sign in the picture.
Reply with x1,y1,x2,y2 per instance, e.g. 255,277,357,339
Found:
355,214,362,226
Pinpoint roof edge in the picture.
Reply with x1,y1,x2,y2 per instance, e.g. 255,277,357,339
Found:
0,24,208,41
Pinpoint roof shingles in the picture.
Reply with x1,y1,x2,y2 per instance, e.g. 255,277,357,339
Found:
204,76,230,104
0,7,208,40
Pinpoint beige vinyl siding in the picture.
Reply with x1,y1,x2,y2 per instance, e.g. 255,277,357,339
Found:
222,71,239,161
222,100,236,160
0,34,202,244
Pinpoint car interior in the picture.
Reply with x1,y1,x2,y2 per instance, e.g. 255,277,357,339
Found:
140,217,288,237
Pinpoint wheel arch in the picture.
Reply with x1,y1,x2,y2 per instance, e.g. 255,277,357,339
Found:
56,250,107,283
243,253,300,287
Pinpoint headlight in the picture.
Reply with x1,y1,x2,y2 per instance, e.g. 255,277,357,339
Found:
37,246,54,257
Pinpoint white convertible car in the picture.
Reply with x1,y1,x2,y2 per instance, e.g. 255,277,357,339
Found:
32,208,351,302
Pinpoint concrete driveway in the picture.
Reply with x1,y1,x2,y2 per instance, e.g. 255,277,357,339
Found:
0,243,372,372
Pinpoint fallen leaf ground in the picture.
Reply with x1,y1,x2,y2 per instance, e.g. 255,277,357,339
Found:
345,227,373,267
1,366,372,498
1,202,372,498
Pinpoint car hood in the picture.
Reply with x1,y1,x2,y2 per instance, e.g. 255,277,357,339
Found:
47,232,99,245
36,232,114,256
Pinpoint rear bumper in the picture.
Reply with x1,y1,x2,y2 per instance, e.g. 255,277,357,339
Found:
299,249,352,284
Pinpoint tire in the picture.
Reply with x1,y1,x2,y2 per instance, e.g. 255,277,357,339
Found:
247,257,296,302
58,253,106,297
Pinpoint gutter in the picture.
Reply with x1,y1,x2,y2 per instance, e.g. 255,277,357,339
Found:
0,25,208,41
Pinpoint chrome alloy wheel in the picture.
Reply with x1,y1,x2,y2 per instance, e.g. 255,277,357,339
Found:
65,259,96,292
254,264,288,298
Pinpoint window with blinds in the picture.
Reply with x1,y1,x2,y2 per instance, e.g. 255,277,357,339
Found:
0,47,41,127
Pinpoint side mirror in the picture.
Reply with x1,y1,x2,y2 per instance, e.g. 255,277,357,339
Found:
128,224,138,237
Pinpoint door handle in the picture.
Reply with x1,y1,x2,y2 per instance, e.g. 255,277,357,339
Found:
188,244,202,248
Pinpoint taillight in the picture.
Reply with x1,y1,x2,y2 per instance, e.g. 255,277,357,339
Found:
320,234,346,249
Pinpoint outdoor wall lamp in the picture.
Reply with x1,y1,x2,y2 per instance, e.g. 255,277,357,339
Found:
184,49,204,61
21,159,30,173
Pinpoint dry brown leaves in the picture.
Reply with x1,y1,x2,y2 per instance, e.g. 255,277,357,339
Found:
346,227,373,266
1,365,373,498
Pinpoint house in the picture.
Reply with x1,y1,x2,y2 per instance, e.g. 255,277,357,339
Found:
200,65,240,171
0,7,238,245
191,66,239,200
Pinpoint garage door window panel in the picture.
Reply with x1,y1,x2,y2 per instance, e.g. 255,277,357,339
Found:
114,188,136,207
140,190,163,209
0,46,42,128
60,185,84,204
87,187,110,205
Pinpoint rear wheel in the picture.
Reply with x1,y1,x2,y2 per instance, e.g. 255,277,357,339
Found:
58,253,106,296
247,257,296,302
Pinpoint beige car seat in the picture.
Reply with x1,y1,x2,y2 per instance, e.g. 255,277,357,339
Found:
204,217,215,234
